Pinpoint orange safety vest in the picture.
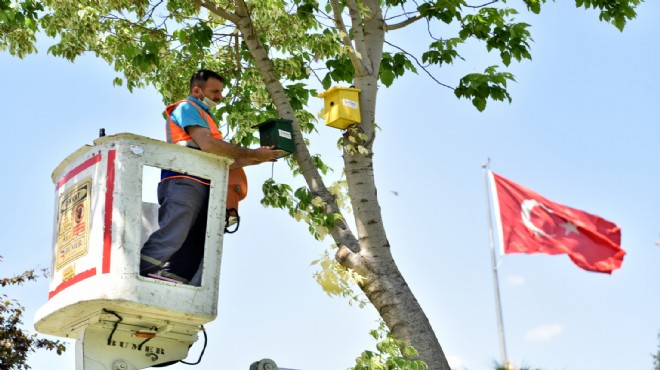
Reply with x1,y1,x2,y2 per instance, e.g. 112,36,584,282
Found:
163,99,247,212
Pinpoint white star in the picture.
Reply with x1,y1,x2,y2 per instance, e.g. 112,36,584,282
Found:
560,221,579,236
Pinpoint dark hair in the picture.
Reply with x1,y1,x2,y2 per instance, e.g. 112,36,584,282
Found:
189,69,225,93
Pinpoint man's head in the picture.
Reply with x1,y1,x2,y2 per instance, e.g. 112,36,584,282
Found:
189,69,225,108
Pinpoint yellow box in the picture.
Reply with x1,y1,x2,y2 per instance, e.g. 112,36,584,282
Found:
318,86,361,129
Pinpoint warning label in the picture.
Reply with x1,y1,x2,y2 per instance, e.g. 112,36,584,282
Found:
55,178,92,270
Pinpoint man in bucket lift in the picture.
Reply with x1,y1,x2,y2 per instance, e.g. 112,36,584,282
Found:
140,69,284,285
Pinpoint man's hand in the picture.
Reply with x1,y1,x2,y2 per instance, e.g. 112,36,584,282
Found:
187,126,287,164
230,147,287,168
248,146,286,162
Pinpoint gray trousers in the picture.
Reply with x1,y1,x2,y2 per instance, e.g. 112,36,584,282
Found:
140,178,209,284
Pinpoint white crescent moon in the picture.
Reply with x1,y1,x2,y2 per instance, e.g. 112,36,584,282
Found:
521,199,555,237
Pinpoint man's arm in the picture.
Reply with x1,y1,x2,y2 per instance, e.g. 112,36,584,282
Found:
230,157,265,168
187,126,285,165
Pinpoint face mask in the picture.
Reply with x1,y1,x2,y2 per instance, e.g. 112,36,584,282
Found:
200,92,218,109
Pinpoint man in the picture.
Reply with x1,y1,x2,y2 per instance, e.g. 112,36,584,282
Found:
140,69,284,285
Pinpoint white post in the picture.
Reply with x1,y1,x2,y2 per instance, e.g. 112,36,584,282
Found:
483,161,509,368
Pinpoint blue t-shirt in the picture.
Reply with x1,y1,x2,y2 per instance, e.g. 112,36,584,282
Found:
170,96,216,131
161,96,218,183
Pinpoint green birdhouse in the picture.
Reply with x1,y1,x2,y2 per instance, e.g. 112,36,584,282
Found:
253,118,295,155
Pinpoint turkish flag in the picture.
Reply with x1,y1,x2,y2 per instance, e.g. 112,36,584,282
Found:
489,171,625,274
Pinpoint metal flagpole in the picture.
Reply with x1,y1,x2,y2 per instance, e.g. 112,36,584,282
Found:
483,159,509,368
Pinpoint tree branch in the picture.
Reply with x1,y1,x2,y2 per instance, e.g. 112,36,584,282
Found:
328,0,367,76
466,0,500,8
385,0,500,32
384,40,455,90
349,0,375,75
192,0,240,24
357,0,385,76
229,0,361,254
384,10,421,22
144,0,165,23
385,13,423,31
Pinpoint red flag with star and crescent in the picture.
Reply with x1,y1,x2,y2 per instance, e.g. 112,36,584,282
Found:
489,171,626,274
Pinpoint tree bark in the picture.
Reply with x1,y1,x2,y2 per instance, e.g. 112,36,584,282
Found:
340,73,450,369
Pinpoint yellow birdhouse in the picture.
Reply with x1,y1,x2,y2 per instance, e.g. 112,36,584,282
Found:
318,86,361,129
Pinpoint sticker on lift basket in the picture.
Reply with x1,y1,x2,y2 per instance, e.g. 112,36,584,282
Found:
278,129,292,140
342,98,358,109
130,145,144,155
55,178,92,270
62,264,76,281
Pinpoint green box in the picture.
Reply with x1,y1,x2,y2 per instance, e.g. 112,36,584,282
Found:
253,118,295,155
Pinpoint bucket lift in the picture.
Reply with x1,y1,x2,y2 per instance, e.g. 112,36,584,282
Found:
34,133,233,369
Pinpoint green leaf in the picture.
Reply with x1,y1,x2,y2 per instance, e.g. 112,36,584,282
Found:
380,68,395,87
472,96,487,112
501,51,511,66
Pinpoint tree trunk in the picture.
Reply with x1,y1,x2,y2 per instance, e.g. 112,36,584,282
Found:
335,4,450,367
339,72,450,369
225,1,450,368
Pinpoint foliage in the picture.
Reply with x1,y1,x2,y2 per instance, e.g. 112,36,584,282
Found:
454,66,515,112
310,248,367,308
0,0,43,57
262,178,348,241
350,321,427,370
0,0,643,113
0,257,66,369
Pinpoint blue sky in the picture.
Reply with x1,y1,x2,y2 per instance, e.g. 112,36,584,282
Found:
1,1,659,370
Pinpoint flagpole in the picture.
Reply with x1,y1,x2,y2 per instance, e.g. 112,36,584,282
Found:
483,159,509,368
